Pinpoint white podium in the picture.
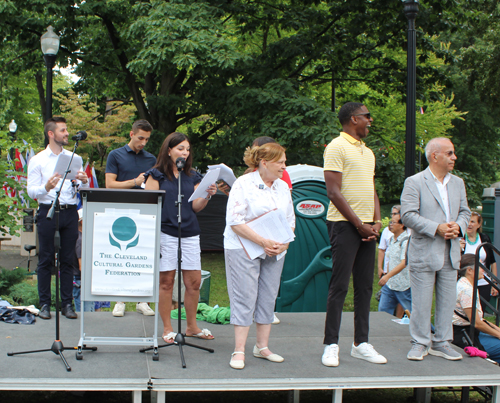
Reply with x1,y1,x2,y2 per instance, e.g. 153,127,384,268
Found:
77,188,164,361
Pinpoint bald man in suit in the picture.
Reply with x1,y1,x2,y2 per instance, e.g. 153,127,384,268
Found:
401,137,470,361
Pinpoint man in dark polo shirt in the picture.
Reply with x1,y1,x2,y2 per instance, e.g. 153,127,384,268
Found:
105,119,157,317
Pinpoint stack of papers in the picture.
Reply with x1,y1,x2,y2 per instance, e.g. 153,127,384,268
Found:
188,164,238,202
238,209,295,260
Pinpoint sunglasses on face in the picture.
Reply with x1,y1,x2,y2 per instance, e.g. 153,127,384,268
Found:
353,112,371,120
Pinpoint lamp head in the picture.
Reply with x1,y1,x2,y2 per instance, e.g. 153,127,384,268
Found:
8,119,17,133
403,0,419,20
41,26,60,56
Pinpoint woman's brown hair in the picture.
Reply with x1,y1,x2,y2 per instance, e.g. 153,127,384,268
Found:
153,132,193,180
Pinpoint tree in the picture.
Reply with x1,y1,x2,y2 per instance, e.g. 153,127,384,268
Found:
54,89,136,167
0,0,466,169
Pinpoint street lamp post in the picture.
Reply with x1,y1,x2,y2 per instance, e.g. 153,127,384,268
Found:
403,0,419,178
40,26,60,146
8,119,17,160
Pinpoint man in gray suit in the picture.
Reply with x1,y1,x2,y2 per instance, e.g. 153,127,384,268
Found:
401,137,470,361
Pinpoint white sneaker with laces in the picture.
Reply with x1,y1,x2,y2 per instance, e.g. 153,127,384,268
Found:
351,342,387,364
272,313,280,324
112,302,125,317
322,344,339,367
136,302,155,316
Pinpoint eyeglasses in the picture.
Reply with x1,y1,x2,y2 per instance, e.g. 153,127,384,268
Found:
436,150,455,157
353,113,371,119
391,212,400,216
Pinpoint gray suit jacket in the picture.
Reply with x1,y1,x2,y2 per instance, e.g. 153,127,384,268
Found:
401,167,470,271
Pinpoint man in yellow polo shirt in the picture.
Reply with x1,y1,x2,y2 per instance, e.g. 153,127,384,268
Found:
321,102,387,367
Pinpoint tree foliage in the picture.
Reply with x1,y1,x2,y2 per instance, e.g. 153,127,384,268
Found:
0,0,495,206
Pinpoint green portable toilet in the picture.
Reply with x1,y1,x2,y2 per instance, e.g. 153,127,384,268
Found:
275,165,332,312
482,187,496,243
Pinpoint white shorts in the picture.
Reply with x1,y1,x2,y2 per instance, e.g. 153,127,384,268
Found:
160,233,201,272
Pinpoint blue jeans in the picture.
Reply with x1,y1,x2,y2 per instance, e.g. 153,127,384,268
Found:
378,286,412,315
478,332,500,364
73,277,94,312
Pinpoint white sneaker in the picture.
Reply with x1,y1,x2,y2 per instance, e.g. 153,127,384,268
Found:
272,313,280,324
136,302,155,316
322,344,339,367
112,302,125,317
351,342,387,364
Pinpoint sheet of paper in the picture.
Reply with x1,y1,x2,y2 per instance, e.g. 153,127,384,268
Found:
188,168,220,202
52,154,83,180
207,163,237,187
238,209,295,260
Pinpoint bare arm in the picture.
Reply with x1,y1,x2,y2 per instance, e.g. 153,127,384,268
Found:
144,176,160,191
105,172,145,189
378,249,386,278
192,183,217,213
379,259,406,286
464,307,500,339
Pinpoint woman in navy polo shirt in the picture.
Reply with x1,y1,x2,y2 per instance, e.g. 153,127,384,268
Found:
145,132,217,343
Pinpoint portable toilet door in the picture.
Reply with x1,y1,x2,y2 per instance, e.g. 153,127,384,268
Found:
275,164,332,312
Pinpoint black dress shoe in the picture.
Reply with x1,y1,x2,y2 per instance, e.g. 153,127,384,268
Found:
61,304,77,319
39,304,51,319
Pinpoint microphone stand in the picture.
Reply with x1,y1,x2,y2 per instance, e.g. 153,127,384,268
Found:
140,158,214,368
8,139,96,371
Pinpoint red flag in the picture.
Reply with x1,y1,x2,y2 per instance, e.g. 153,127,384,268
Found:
14,149,24,171
84,163,93,188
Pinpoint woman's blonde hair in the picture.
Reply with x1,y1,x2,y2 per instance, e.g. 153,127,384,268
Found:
243,143,286,171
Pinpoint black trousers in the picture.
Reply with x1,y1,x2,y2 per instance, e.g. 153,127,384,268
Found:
324,221,375,345
36,205,78,307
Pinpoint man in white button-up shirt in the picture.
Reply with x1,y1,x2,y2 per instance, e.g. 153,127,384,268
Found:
27,117,88,320
401,137,470,361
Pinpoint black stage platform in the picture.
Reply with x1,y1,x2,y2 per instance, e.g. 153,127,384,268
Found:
1,312,499,403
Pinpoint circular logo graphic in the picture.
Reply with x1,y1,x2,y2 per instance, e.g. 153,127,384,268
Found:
109,217,140,250
112,217,137,241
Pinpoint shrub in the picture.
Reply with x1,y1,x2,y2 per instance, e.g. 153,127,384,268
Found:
0,267,28,295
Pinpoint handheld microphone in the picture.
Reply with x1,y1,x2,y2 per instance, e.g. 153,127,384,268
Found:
72,130,87,141
176,157,186,170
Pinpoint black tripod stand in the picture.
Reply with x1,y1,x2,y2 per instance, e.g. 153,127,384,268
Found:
7,140,96,371
140,157,214,368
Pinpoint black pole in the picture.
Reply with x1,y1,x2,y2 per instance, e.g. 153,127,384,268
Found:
404,0,419,178
44,54,57,147
9,129,16,161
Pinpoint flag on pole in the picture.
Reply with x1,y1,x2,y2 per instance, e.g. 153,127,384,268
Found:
91,165,99,188
15,149,26,173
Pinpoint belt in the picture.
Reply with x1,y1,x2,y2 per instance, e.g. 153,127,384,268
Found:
40,204,77,210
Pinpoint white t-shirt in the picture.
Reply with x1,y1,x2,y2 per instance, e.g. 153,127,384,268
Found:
378,227,392,273
464,234,488,286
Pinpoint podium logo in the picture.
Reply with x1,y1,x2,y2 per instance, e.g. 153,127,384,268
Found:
109,217,140,251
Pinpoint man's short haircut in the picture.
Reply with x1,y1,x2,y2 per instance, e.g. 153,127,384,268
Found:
132,119,153,134
424,137,450,162
338,102,365,126
44,117,67,138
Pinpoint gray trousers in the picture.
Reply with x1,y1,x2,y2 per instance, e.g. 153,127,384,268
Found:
225,248,284,327
410,246,457,347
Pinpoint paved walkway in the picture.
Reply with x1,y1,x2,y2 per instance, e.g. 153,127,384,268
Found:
0,247,38,271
